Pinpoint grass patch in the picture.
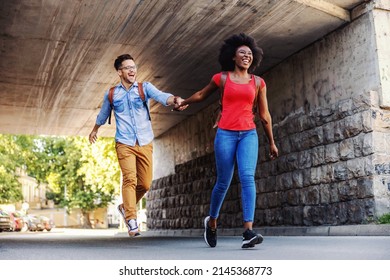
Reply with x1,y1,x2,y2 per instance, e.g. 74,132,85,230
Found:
378,213,390,224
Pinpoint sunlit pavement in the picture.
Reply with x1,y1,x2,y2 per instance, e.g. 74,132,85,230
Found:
0,227,122,237
1,227,390,260
2,227,390,280
47,227,125,236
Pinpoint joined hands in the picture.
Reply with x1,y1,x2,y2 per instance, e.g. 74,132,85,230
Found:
172,96,188,111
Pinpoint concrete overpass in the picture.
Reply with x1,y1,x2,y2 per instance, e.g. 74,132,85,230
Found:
0,0,367,138
2,0,390,230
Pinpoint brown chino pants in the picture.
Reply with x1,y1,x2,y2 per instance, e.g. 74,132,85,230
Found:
115,141,153,220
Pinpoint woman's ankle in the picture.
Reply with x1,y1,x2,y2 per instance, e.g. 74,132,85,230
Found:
209,217,217,229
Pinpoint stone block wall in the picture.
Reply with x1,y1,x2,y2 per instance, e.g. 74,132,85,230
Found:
148,100,379,229
148,153,216,229
255,96,377,227
149,7,390,230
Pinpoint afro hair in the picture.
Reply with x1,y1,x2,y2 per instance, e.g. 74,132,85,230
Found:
218,33,263,73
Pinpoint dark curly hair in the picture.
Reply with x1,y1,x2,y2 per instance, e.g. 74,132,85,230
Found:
218,33,263,73
114,54,134,70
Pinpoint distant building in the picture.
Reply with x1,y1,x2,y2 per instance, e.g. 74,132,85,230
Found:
15,166,47,210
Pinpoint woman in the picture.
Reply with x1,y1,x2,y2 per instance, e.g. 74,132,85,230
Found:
178,33,278,249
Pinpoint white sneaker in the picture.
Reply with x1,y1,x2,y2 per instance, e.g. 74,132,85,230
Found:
127,219,140,237
117,204,140,237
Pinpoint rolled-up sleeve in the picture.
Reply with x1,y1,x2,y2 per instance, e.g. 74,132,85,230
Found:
96,91,111,125
143,82,173,106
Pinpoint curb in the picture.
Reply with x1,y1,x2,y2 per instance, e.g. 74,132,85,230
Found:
133,225,390,237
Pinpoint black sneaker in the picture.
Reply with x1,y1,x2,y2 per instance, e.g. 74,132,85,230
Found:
203,216,217,247
242,229,263,248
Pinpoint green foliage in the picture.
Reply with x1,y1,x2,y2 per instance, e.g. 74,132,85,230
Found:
0,165,23,203
39,136,120,212
378,213,390,224
69,185,116,213
0,134,120,213
64,137,119,213
0,134,24,203
45,191,62,205
75,137,119,196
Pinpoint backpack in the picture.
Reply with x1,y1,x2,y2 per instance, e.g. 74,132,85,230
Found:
107,83,151,124
213,72,262,128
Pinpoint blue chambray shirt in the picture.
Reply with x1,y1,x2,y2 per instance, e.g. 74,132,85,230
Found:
96,81,173,146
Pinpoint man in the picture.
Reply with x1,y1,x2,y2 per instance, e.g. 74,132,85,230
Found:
89,54,186,236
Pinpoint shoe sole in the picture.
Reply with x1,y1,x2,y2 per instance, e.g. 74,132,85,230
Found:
129,231,141,237
242,234,263,249
117,204,140,237
117,205,128,227
203,217,211,246
203,216,216,247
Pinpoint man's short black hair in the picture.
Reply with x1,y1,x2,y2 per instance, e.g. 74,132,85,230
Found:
114,54,134,70
218,33,263,73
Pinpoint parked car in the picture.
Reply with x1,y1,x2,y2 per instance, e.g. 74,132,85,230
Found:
24,214,44,232
9,211,26,232
0,209,12,232
39,215,55,231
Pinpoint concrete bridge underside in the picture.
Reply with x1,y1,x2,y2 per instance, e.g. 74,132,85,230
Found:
2,0,390,230
0,0,366,137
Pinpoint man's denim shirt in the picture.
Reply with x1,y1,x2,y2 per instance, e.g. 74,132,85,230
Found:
96,81,172,146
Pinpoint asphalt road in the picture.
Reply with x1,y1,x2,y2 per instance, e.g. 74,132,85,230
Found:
1,228,390,260
1,228,390,280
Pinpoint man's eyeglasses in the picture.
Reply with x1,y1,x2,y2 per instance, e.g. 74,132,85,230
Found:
120,65,137,71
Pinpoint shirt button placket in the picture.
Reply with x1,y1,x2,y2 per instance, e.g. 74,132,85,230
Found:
128,91,138,142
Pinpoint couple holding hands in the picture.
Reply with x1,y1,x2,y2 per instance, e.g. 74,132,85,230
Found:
89,33,278,249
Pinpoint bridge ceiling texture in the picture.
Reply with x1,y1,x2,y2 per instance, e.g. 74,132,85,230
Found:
0,0,366,138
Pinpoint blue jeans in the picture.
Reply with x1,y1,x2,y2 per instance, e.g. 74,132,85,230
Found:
210,128,258,222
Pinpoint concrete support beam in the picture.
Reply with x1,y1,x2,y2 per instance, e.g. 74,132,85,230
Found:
293,0,351,22
374,6,390,108
352,1,390,109
352,0,390,19
374,0,390,11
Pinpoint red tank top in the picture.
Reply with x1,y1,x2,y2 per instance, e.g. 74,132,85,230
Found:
212,72,266,131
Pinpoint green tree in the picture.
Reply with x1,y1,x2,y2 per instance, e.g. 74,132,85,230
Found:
1,134,120,228
67,137,119,228
76,137,119,196
28,136,120,228
0,134,24,203
21,136,82,206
